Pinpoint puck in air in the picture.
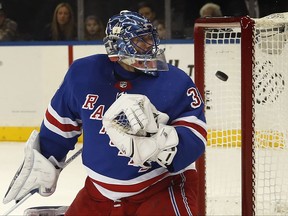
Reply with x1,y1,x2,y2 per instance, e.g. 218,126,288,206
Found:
215,70,228,81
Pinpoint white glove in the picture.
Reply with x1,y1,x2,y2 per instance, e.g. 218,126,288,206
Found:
105,123,178,168
3,130,62,204
103,94,178,168
103,94,168,136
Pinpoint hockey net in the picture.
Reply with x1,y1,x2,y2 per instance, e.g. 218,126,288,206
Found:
194,13,288,215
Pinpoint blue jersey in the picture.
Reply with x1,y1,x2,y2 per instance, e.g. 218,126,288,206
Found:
39,54,207,200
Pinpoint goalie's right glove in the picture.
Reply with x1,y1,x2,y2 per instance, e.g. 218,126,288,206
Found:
3,130,63,204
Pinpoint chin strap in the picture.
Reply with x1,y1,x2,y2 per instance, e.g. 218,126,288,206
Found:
134,69,159,77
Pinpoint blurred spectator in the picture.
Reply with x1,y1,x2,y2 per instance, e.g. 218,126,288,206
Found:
136,1,170,38
0,3,18,41
156,20,166,40
84,15,105,41
137,1,159,26
199,3,223,18
38,2,76,41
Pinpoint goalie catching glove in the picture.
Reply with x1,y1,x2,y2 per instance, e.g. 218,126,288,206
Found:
3,130,63,204
103,94,178,168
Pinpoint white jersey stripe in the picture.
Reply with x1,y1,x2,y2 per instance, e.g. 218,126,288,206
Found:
169,187,181,216
180,173,193,215
43,103,82,138
43,117,82,138
172,116,207,146
48,103,82,126
171,116,207,130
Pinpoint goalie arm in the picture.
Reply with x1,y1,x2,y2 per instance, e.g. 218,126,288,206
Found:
103,92,207,171
170,117,206,172
40,63,83,162
167,85,207,172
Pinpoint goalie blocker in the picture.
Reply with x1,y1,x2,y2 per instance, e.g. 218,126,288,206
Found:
3,130,63,205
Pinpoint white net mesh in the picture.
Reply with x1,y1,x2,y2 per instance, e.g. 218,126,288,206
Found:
198,13,288,215
253,13,288,215
203,26,242,215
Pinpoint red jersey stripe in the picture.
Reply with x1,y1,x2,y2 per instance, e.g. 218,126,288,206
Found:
45,110,82,132
172,120,207,140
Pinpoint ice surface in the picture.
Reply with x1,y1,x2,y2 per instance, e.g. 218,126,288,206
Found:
0,142,85,216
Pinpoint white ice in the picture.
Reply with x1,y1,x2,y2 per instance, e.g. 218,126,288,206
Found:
0,142,86,216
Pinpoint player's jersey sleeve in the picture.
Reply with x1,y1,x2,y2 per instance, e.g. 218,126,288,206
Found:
39,62,82,162
166,73,207,173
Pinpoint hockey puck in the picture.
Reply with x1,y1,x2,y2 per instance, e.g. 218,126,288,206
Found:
215,71,228,81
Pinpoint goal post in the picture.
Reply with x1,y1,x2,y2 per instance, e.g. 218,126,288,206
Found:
194,14,288,216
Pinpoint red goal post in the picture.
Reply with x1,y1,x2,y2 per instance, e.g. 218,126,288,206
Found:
194,14,288,216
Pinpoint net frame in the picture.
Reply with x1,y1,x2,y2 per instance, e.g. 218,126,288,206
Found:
194,14,288,216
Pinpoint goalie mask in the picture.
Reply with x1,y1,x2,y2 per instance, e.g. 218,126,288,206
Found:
103,10,168,75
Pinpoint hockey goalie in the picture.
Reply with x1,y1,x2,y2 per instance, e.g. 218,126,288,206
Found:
3,10,206,216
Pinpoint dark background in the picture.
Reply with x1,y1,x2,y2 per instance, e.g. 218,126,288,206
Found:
1,0,288,40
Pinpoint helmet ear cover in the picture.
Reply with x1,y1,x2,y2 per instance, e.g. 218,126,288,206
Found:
103,10,168,74
103,35,121,62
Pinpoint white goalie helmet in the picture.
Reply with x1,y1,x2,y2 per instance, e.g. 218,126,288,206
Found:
103,10,168,76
